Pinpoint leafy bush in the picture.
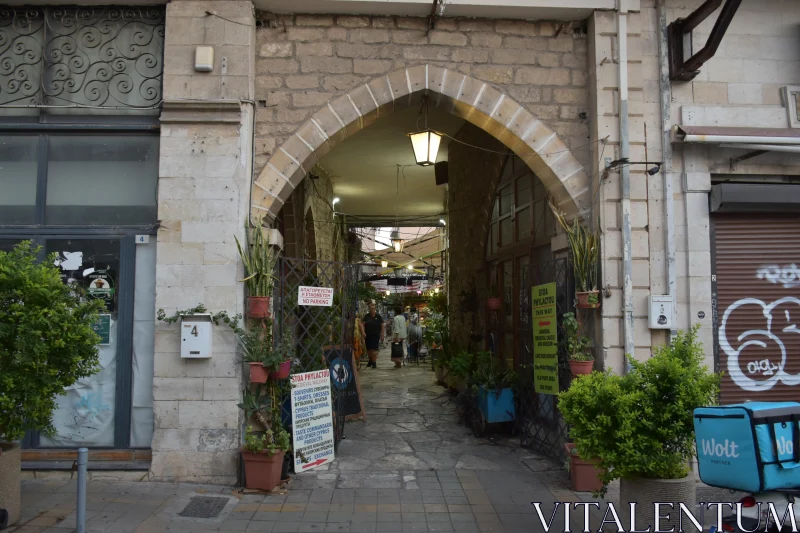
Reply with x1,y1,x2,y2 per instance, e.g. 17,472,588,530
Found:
0,242,105,442
558,326,719,492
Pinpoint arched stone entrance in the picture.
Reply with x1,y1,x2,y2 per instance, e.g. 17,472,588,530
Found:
251,65,591,223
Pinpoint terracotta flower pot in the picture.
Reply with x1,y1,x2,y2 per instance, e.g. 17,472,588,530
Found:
249,362,269,383
569,359,594,377
487,297,502,310
247,296,272,318
270,360,292,380
575,291,600,309
564,443,604,492
242,450,285,491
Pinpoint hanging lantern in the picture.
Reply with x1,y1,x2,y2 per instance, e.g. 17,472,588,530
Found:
381,260,388,268
385,290,391,296
390,229,404,253
393,267,404,278
407,92,441,167
434,287,440,294
426,265,436,279
407,264,414,271
407,130,442,167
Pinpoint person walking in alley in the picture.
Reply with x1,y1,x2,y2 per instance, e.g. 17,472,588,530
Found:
359,301,384,369
391,305,407,368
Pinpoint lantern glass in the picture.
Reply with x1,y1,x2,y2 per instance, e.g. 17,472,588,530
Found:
390,230,404,253
393,267,403,278
408,130,441,166
381,260,388,268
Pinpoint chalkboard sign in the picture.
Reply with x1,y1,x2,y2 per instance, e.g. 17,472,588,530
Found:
323,345,365,421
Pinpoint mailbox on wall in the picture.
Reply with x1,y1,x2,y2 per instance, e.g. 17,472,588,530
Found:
180,314,212,358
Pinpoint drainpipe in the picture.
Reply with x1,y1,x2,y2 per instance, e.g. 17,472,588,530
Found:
657,0,677,341
617,1,635,371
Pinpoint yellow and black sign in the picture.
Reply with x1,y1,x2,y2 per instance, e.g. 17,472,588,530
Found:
532,283,558,394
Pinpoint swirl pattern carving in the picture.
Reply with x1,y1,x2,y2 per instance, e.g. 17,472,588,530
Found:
0,6,164,107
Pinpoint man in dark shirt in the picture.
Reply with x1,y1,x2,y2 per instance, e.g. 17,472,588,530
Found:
359,301,384,369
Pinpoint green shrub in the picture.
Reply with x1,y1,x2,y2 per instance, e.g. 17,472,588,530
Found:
0,242,105,442
448,350,475,378
558,326,719,493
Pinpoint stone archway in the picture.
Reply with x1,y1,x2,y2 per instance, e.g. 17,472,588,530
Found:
251,64,591,223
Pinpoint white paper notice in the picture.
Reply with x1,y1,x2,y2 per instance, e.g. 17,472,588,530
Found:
298,286,334,307
290,370,335,472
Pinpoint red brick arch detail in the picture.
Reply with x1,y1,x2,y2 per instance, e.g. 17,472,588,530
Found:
251,64,590,223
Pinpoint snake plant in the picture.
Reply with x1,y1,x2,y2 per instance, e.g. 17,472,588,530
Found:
549,202,599,293
235,217,278,297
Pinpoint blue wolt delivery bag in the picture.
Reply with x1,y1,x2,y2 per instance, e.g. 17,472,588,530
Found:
694,402,800,492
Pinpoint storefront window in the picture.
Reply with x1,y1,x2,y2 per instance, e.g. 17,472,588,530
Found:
0,136,38,225
46,136,159,225
39,238,121,447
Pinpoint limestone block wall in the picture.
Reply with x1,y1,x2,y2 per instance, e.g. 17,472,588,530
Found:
588,4,662,374
152,0,256,483
253,14,593,184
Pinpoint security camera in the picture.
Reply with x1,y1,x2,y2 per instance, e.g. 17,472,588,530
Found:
647,164,661,176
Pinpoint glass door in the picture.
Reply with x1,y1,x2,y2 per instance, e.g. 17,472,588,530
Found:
39,238,122,447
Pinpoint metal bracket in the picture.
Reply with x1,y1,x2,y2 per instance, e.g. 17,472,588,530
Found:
729,150,768,171
667,0,742,81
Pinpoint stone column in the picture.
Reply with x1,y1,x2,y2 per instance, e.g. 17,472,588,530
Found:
151,0,255,483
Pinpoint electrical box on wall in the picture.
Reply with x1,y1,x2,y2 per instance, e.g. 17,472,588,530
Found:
648,295,674,330
180,314,212,358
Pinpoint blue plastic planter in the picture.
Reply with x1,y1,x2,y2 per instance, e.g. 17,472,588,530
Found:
477,387,515,424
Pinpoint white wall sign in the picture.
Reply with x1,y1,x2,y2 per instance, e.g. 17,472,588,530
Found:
298,286,334,307
290,370,335,472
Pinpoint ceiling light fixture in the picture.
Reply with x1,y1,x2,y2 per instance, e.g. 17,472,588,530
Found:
439,219,446,226
391,230,404,253
407,264,414,271
407,93,442,167
385,290,391,296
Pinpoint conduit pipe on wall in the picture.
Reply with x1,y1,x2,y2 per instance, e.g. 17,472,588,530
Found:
657,0,677,341
681,134,800,145
717,144,800,153
617,1,635,371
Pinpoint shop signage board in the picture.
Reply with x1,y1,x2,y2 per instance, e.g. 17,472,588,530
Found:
532,282,558,394
290,369,335,472
298,286,334,307
324,345,364,420
91,314,111,345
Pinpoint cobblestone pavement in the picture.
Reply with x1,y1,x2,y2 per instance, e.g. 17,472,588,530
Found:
11,347,592,533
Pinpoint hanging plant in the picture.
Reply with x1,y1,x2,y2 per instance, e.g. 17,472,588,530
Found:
549,202,600,309
235,217,279,318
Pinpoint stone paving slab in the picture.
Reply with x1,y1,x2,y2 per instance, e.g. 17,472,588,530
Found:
9,348,596,532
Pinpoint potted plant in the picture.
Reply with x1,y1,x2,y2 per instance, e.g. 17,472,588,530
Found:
563,312,594,377
236,217,278,319
237,327,271,384
470,352,517,436
0,242,105,527
487,281,502,311
564,443,604,492
269,330,294,380
550,203,600,309
558,326,719,530
241,424,291,491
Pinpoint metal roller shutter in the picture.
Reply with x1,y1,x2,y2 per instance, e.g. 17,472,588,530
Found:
712,214,800,404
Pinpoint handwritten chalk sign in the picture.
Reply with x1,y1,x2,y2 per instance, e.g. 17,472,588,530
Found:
290,370,335,472
298,286,334,307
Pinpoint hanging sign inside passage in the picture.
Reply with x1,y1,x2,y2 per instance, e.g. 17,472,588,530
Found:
290,369,335,472
298,286,334,307
532,282,558,395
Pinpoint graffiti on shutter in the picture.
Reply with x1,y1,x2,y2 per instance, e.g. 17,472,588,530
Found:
714,215,800,403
